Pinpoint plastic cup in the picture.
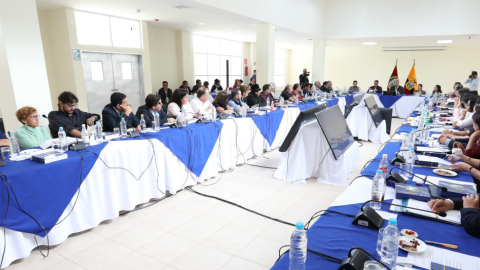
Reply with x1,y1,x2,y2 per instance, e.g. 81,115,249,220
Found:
364,260,384,270
376,228,384,256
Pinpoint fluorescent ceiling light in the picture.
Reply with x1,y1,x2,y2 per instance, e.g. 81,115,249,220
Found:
172,5,188,9
437,40,453,44
362,42,377,45
382,46,446,52
198,23,206,25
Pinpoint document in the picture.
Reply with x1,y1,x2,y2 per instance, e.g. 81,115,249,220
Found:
389,199,461,225
376,210,398,220
417,155,451,165
417,146,446,153
407,245,480,270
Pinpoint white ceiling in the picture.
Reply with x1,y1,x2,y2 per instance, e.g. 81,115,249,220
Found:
35,0,480,50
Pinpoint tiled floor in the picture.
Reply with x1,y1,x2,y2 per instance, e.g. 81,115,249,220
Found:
5,119,404,270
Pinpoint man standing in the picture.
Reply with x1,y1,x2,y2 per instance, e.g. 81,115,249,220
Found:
281,84,295,102
48,91,100,138
465,71,479,95
390,79,405,95
348,80,360,93
102,92,141,132
299,69,309,89
251,70,256,83
158,81,173,111
135,94,175,127
368,80,383,94
211,79,223,92
192,79,202,94
190,88,213,115
248,77,256,88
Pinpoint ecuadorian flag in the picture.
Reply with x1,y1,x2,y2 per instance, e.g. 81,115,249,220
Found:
404,61,417,95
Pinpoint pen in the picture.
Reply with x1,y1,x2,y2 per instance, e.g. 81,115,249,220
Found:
425,240,458,249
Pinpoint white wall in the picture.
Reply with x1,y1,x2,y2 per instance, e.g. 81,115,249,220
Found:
286,48,313,86
324,46,480,93
148,27,180,93
325,0,480,39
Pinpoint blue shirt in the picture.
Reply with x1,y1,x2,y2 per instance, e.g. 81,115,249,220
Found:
227,99,246,112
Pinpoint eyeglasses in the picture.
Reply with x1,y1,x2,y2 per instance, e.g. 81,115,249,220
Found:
66,103,77,108
28,115,39,119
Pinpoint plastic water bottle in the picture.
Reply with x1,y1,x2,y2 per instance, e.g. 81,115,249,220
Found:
266,97,270,107
409,128,417,145
295,95,299,105
270,100,274,112
181,109,187,126
120,118,127,139
58,127,67,151
405,146,416,179
153,113,159,131
140,114,147,133
422,123,430,144
242,104,247,118
370,170,384,210
401,133,409,150
289,222,307,270
381,218,400,270
8,134,20,157
95,121,103,143
379,154,389,180
211,107,217,121
81,124,90,145
280,96,285,108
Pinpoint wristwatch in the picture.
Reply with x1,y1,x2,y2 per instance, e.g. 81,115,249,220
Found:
469,166,474,173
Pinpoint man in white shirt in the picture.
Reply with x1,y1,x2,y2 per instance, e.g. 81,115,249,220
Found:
190,87,213,115
465,71,479,95
312,81,322,95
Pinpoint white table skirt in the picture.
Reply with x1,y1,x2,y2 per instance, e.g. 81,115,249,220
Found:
390,96,424,118
273,120,361,185
0,108,301,269
346,106,390,144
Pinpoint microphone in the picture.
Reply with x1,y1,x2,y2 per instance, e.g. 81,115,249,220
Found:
388,167,448,192
360,200,447,217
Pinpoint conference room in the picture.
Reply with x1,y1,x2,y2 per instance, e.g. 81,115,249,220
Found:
1,0,480,269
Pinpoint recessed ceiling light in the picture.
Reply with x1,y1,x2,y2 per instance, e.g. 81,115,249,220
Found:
438,40,453,44
198,23,206,25
362,42,377,45
172,5,188,9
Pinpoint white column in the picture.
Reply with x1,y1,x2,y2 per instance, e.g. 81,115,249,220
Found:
176,30,194,87
312,39,326,83
0,0,52,133
256,23,275,86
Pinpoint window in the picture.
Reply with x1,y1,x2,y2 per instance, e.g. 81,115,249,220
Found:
121,63,133,80
193,35,242,89
75,11,142,49
90,62,104,81
274,48,286,87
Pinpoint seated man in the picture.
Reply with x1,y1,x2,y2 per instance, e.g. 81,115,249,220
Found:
190,88,213,115
312,81,322,95
320,81,332,93
259,84,276,107
48,91,100,138
247,84,261,107
135,94,175,127
248,77,256,88
0,130,8,147
368,80,383,94
390,79,405,94
303,83,314,96
158,81,173,108
102,92,141,132
227,90,248,112
348,80,360,93
192,79,202,94
211,79,223,92
281,84,295,102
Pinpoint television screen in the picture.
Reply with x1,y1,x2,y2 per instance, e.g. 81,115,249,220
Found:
364,95,384,128
343,93,365,119
315,105,355,160
279,102,329,152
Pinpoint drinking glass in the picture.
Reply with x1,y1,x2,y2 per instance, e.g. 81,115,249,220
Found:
1,147,11,162
114,128,120,138
376,228,385,256
51,139,61,151
364,260,384,270
399,163,413,180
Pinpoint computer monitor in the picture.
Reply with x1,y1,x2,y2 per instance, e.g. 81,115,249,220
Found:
315,105,355,160
344,93,365,118
279,102,329,152
364,95,384,128
383,91,396,96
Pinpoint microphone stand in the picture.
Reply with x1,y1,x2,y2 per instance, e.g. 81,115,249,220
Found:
389,167,448,191
360,199,447,217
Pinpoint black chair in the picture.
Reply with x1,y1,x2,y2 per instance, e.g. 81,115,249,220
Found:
379,108,393,135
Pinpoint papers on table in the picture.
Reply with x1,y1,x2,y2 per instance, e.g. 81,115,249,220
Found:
40,138,79,150
390,199,461,225
417,155,451,165
407,245,480,270
430,133,441,139
417,146,447,153
376,210,398,221
391,134,404,141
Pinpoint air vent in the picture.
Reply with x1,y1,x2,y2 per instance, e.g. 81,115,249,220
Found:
173,5,188,9
382,47,446,52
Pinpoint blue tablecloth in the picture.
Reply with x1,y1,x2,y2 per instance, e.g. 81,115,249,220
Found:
0,143,108,236
249,109,285,146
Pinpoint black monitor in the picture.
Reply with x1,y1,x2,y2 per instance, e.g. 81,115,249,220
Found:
315,105,355,160
279,102,329,152
364,95,384,128
383,91,396,96
344,93,365,118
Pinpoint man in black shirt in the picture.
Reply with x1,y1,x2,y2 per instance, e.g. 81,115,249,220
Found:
247,84,261,107
281,84,295,102
48,91,100,138
390,79,405,95
299,69,310,89
211,79,223,92
203,81,210,90
179,80,192,94
102,92,141,132
320,81,332,93
135,94,175,127
158,81,173,111
368,80,383,94
192,79,202,94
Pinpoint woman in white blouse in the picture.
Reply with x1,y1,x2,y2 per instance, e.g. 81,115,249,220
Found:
454,95,476,130
167,89,198,121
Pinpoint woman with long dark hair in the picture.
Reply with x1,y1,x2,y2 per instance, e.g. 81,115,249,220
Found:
212,91,233,114
167,89,198,120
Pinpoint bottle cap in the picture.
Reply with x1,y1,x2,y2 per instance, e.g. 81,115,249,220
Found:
410,146,415,151
295,222,304,230
376,170,383,175
121,118,124,120
82,124,85,127
59,127,63,130
388,218,397,226
383,154,387,159
96,121,99,124
141,114,144,116
10,134,14,137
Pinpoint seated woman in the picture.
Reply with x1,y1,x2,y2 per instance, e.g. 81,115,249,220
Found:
212,91,233,114
239,85,249,104
247,84,261,107
167,89,198,121
430,84,442,96
14,106,52,149
439,93,461,122
453,94,476,131
292,83,304,100
449,110,480,158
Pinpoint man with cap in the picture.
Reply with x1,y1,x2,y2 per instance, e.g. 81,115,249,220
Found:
247,84,261,107
368,80,383,94
192,79,202,94
211,78,223,93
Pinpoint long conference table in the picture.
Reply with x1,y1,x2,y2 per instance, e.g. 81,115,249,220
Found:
0,98,346,268
272,122,480,269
